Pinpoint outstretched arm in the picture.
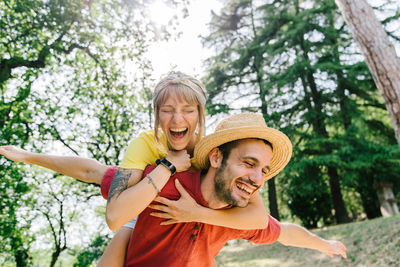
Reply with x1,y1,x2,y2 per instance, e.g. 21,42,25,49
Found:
0,145,107,184
277,222,347,258
149,179,269,230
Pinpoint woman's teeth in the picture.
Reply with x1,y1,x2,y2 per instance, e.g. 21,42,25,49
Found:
170,128,188,138
171,128,187,132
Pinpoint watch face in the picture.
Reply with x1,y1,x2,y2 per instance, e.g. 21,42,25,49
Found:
163,158,172,167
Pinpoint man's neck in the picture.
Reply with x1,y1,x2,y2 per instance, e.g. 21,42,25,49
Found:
200,169,229,209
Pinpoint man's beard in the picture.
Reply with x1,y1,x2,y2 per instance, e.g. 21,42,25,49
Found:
214,163,247,207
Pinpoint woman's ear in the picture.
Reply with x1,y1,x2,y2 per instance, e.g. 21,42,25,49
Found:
209,147,222,168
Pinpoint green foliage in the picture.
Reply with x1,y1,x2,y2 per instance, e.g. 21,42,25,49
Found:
282,160,334,228
0,163,34,267
203,0,400,226
72,234,111,267
0,0,186,265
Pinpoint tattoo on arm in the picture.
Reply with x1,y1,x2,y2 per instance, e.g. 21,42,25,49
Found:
107,168,133,203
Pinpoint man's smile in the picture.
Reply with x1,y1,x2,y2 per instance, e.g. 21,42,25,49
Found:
234,179,260,198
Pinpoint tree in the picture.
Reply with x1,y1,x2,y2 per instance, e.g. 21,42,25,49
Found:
0,0,186,265
204,0,352,223
203,0,284,219
73,234,110,267
335,0,400,146
203,0,399,225
0,163,33,267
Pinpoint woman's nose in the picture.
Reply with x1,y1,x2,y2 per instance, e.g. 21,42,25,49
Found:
172,111,184,122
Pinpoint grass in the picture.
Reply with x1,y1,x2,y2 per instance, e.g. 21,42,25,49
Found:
216,215,400,267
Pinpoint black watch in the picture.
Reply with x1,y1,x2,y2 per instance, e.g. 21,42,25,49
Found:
156,158,176,176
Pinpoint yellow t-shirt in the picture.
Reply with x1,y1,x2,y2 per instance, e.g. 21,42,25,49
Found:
120,129,199,170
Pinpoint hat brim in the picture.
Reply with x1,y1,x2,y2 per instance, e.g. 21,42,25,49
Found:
194,126,292,180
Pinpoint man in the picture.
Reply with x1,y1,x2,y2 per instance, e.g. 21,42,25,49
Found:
104,113,347,266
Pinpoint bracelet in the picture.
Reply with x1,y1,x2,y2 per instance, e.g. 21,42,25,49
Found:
146,174,160,195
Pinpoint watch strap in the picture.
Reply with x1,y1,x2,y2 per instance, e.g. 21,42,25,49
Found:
156,158,177,176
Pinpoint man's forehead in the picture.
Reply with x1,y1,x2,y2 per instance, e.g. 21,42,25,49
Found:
233,139,272,158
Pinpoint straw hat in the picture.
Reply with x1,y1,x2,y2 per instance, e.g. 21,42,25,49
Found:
194,113,292,181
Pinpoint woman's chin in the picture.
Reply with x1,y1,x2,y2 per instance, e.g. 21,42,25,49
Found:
169,142,188,151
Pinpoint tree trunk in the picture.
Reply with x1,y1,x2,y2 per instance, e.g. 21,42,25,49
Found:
358,183,382,219
252,1,281,221
259,79,280,221
11,237,30,267
298,41,351,224
267,179,280,220
50,249,61,267
335,0,400,146
327,167,350,223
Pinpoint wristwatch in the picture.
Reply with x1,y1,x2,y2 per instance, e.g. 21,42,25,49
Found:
156,158,177,176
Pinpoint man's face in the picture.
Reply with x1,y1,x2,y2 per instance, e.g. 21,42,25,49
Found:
214,139,273,207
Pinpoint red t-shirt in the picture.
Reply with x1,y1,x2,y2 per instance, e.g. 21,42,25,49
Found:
100,166,118,199
111,166,281,267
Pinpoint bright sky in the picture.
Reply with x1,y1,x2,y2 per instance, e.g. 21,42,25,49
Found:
146,0,399,81
146,0,223,79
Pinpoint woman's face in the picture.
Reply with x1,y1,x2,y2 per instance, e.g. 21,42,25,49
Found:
158,92,199,153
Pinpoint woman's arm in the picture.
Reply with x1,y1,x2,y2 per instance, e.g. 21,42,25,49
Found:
0,145,107,184
106,150,191,230
278,222,347,258
149,179,269,230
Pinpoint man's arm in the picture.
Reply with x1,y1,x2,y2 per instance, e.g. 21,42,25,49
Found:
0,145,107,184
149,179,269,229
277,222,347,258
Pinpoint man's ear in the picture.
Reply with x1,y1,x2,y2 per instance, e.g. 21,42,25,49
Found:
209,147,223,168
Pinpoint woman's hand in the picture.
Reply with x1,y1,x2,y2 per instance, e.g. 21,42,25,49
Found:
149,179,205,224
166,150,191,173
0,145,30,163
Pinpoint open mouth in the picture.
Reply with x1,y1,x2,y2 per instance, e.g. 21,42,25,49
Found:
235,181,253,196
170,128,188,139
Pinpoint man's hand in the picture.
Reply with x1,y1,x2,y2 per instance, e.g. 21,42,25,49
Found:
318,239,347,259
0,145,30,163
166,150,191,173
278,222,347,259
149,179,205,224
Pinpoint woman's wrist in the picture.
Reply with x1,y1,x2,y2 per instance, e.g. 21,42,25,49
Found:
194,205,214,224
23,151,37,165
156,158,176,176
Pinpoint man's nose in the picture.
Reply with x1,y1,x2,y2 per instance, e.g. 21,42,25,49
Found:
249,169,264,187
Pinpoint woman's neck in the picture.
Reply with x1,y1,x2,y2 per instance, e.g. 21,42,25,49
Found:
185,134,198,157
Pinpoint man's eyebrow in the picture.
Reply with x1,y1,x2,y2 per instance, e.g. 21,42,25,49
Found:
243,156,271,171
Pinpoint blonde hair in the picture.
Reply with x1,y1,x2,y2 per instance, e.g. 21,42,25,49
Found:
153,72,206,146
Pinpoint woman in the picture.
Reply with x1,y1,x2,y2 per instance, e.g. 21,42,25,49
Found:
0,71,269,266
